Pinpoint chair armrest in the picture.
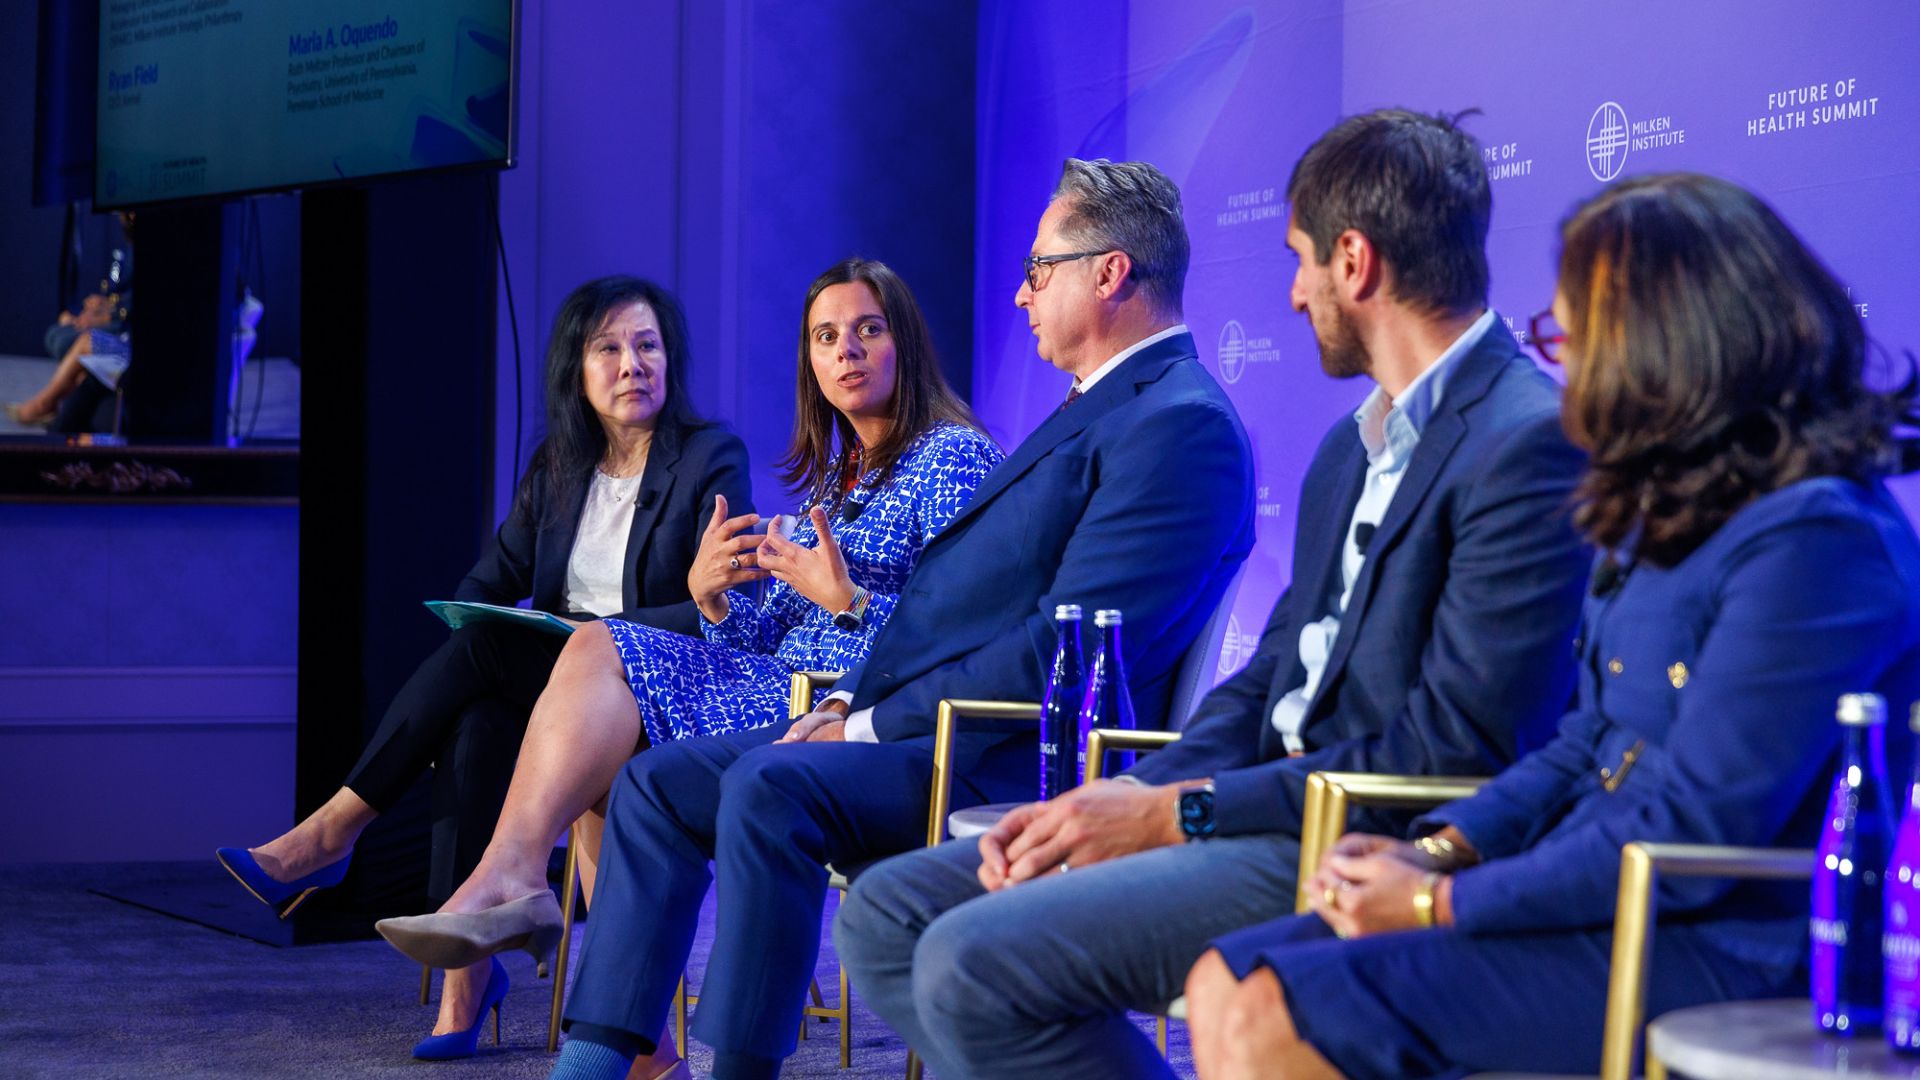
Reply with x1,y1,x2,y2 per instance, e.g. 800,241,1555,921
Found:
1601,842,1812,1080
788,671,845,719
1084,728,1183,781
929,700,1040,848
1295,772,1489,913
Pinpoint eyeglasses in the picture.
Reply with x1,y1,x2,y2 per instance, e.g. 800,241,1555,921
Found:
1023,250,1114,291
1528,308,1568,365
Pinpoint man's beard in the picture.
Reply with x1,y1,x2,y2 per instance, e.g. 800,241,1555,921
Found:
1315,298,1369,379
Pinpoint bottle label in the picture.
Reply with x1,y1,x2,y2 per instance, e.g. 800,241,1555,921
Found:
1813,917,1851,947
1889,930,1920,968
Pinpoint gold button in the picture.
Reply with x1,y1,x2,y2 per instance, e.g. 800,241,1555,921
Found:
1668,662,1689,689
1608,658,1624,675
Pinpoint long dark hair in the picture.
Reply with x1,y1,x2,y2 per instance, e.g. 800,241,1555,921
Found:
518,275,710,526
777,258,983,499
1557,173,1913,566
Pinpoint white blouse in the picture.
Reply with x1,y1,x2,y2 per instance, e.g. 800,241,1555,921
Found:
564,469,644,617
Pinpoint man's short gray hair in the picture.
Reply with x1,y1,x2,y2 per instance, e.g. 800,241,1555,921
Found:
1051,158,1190,317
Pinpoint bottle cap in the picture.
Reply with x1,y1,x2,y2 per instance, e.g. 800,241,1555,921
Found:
1055,604,1083,620
1094,609,1123,627
1837,693,1887,726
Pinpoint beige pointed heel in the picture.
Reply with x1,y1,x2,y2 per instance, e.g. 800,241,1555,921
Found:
376,890,564,970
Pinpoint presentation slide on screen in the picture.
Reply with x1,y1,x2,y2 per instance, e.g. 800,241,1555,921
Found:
96,0,512,205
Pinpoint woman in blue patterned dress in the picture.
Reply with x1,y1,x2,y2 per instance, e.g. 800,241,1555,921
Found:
377,258,1002,1061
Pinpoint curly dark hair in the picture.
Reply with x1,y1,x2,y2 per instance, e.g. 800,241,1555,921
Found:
777,257,984,500
1557,173,1913,566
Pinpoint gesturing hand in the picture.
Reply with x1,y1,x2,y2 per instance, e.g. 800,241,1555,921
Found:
757,505,857,617
976,780,1185,891
689,494,766,624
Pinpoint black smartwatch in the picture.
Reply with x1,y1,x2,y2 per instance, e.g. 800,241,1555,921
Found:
1177,781,1217,841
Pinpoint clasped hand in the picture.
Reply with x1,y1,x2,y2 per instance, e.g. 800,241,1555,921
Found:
757,505,857,617
1306,833,1451,938
778,706,846,744
976,780,1184,891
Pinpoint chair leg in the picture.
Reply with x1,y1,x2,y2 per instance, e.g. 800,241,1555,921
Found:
799,976,828,1042
905,1050,923,1080
675,976,689,1060
1157,1015,1168,1057
838,959,852,1069
547,824,581,1052
419,963,431,1005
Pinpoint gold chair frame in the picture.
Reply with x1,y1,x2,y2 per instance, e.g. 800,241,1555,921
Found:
1294,770,1816,1080
1606,842,1811,1080
1293,771,1490,913
1085,726,1184,1058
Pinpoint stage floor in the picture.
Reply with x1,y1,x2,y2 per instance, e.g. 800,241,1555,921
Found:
0,860,1194,1078
0,353,300,440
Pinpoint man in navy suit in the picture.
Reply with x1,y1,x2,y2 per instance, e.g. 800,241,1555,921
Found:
546,158,1255,1080
834,109,1592,1079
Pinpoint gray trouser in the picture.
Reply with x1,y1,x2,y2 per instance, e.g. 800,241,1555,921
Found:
834,832,1300,1080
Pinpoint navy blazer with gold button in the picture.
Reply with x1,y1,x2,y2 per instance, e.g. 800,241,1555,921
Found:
1428,476,1920,970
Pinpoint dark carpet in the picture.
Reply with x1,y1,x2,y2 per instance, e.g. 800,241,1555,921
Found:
0,862,1192,1078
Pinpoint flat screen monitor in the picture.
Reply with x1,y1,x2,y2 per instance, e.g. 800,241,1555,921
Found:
95,1,516,208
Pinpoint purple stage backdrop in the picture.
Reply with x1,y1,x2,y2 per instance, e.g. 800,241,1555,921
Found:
974,0,1920,687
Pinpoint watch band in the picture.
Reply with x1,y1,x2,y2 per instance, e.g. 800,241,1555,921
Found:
832,586,872,631
1412,871,1440,928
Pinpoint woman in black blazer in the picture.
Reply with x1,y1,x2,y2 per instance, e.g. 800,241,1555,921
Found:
215,276,750,1029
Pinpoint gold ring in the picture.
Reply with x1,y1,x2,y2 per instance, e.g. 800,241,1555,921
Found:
1323,884,1339,910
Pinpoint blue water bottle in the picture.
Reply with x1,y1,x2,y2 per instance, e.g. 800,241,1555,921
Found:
1076,609,1134,783
1038,605,1085,801
1887,700,1920,1051
1814,692,1892,1035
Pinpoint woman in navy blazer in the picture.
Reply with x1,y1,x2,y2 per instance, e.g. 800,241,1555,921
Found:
1182,174,1920,1079
216,276,751,1043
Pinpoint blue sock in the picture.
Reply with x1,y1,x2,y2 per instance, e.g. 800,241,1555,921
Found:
549,1034,636,1080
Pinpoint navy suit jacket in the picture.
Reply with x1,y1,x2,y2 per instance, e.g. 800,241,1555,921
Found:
456,425,753,637
1426,477,1920,970
837,331,1256,802
1129,322,1590,837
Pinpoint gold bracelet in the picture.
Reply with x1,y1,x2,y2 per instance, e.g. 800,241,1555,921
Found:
1411,872,1440,929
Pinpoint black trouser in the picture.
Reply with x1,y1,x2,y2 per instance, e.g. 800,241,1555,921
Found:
343,621,568,901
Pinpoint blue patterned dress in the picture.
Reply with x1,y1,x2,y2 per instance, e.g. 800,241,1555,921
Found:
604,421,1003,746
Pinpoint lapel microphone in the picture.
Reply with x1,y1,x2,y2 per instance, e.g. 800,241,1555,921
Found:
1353,522,1376,554
1590,556,1628,598
638,488,657,510
841,495,868,522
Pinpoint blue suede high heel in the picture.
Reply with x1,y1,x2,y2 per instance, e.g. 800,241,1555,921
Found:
214,846,352,919
412,957,509,1061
